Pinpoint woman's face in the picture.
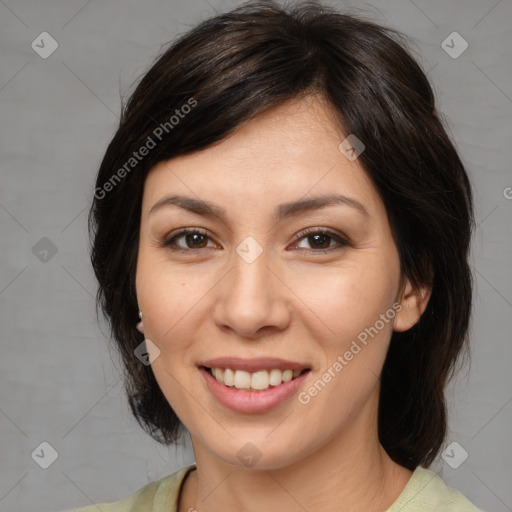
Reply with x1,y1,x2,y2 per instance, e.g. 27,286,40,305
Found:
136,95,416,469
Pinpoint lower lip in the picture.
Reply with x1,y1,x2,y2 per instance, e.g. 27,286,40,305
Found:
200,367,310,414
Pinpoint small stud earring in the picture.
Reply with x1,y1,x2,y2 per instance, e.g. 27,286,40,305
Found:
136,310,144,333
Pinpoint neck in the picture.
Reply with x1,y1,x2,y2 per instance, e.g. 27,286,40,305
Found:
179,391,413,512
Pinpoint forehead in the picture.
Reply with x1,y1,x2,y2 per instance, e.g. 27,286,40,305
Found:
141,95,384,222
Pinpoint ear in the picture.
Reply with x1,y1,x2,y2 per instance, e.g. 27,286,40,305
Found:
393,278,431,332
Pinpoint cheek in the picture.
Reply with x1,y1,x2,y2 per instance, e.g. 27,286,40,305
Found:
136,257,206,420
291,255,399,347
136,252,211,348
290,259,400,431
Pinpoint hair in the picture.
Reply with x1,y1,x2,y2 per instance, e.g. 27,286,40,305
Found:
88,0,474,470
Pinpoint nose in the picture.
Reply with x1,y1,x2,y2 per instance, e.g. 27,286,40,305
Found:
212,245,291,340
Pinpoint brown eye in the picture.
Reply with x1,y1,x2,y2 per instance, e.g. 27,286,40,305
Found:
304,233,332,249
293,228,350,254
163,228,216,252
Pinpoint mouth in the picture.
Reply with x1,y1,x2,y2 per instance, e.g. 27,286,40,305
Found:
198,356,312,412
201,366,311,392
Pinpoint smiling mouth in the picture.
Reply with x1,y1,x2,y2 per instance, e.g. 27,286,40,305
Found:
202,366,310,392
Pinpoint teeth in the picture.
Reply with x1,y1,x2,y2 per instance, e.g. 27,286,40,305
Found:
234,370,251,389
251,370,269,390
213,367,224,383
223,368,234,386
209,367,305,391
282,369,293,382
269,369,282,386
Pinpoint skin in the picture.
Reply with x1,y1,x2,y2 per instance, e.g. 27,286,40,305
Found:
136,94,431,512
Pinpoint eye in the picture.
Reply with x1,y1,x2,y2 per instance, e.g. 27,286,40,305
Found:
162,228,217,252
291,228,350,254
161,227,350,255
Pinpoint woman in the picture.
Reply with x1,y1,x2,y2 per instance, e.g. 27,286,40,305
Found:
75,1,482,510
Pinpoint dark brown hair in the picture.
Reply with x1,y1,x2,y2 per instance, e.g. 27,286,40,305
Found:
89,0,474,470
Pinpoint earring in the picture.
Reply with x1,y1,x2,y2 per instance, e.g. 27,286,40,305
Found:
136,310,144,333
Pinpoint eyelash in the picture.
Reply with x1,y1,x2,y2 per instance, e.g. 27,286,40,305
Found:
161,227,350,255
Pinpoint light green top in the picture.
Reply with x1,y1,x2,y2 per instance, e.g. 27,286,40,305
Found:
69,464,483,512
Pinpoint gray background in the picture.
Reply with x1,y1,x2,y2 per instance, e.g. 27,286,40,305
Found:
1,0,511,511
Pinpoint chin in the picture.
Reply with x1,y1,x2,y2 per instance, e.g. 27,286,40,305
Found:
202,431,315,471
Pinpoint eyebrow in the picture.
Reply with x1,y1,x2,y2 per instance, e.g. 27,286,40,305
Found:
148,193,370,222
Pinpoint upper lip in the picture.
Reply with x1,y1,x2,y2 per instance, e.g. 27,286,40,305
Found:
199,357,310,373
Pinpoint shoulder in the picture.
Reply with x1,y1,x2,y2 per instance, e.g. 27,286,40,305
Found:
65,464,196,512
387,466,483,512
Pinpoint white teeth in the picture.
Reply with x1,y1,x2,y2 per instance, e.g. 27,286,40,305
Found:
282,369,293,382
234,370,251,389
269,369,282,386
223,368,235,386
213,368,224,383
251,370,269,390
208,367,306,391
